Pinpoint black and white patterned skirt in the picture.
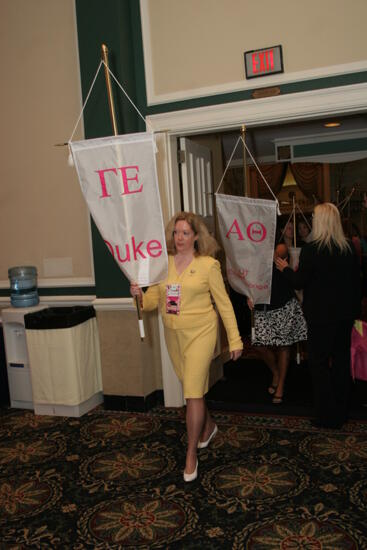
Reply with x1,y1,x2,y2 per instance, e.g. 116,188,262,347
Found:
252,297,307,347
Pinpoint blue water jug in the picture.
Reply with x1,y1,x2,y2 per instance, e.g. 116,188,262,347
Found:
8,266,39,308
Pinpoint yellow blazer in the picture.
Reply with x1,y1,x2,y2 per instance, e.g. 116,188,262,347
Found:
142,255,243,351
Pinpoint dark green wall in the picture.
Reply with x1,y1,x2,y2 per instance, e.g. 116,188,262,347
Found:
294,138,367,158
75,0,146,297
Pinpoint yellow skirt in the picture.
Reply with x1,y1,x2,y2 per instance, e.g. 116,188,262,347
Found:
164,318,218,399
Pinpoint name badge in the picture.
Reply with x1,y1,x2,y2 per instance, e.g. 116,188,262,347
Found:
166,284,181,315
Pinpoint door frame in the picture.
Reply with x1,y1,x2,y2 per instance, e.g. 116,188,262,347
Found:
148,82,367,407
147,82,367,137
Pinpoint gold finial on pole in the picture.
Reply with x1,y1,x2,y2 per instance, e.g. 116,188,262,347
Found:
241,124,247,197
101,44,118,136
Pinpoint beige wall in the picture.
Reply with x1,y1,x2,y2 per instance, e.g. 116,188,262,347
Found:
0,1,164,404
97,310,162,397
0,0,92,284
143,0,367,100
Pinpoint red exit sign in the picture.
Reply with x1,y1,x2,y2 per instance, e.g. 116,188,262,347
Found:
244,45,283,79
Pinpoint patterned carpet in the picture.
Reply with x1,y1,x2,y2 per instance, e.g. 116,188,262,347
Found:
1,407,367,549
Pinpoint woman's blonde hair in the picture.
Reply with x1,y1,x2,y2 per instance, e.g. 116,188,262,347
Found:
312,202,350,253
165,211,220,257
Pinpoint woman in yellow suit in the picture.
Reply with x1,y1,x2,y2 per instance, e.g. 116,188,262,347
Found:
130,212,243,482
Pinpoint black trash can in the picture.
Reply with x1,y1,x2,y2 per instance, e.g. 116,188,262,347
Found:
24,306,103,417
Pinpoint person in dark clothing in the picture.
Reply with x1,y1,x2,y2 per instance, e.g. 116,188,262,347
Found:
247,243,307,404
297,218,312,247
275,202,361,429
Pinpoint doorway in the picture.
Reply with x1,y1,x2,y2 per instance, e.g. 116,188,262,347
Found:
176,126,367,416
148,85,367,409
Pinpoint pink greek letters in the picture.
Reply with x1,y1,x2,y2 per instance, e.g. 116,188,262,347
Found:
226,218,267,243
96,165,142,198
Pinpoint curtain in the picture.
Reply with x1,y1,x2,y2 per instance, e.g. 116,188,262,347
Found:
251,163,288,198
290,163,323,201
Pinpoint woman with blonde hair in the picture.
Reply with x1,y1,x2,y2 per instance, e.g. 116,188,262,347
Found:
275,203,361,429
131,212,243,481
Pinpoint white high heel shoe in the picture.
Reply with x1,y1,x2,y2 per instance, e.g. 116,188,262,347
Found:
197,424,218,449
183,460,198,482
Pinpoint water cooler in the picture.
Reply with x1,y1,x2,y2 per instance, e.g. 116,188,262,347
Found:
2,305,47,409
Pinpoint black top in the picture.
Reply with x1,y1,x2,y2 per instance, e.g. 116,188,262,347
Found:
281,241,361,323
24,306,96,330
256,264,295,311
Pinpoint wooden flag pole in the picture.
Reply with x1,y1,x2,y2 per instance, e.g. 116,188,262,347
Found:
101,43,145,341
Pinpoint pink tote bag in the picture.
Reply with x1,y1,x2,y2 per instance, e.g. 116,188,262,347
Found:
351,321,367,381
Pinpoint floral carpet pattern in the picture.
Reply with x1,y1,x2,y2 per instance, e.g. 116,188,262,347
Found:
0,407,367,548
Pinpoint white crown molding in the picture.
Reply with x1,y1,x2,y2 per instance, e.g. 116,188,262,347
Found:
139,0,367,106
38,277,95,288
147,82,367,136
39,296,96,306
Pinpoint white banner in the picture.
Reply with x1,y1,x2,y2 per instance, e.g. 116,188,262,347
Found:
216,194,277,304
70,133,168,286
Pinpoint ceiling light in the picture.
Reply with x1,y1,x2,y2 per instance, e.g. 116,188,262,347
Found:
323,121,341,128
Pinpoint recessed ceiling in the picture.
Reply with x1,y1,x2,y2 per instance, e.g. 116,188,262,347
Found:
222,113,367,164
